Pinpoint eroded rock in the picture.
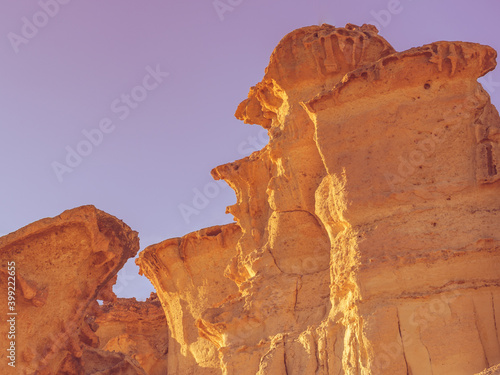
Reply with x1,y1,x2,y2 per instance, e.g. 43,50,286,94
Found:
138,23,500,375
137,223,241,374
94,293,169,375
0,206,142,374
3,23,498,375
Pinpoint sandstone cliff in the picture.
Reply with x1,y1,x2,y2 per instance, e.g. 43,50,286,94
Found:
138,24,500,375
0,206,168,374
137,223,241,374
1,23,499,375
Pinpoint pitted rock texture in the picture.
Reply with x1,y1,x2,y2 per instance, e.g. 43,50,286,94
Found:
138,23,500,375
0,206,143,374
94,293,169,375
477,364,500,375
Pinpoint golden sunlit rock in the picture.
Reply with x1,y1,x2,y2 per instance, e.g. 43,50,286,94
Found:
139,24,500,375
2,23,499,375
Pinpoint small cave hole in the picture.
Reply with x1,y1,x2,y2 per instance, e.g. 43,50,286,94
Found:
424,83,431,90
206,227,223,237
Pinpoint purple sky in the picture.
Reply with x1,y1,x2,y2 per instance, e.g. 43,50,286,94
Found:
1,0,499,300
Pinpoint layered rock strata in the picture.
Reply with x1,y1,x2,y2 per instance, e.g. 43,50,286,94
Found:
138,24,500,375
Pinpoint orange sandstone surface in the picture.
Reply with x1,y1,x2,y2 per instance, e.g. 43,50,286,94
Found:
138,24,500,375
0,206,168,374
1,24,499,375
94,293,169,375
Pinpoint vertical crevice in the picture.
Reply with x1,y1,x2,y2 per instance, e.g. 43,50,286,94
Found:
293,277,300,312
486,144,497,176
283,343,289,375
397,311,410,375
422,342,434,375
472,300,490,367
312,334,320,374
492,293,499,345
318,37,328,76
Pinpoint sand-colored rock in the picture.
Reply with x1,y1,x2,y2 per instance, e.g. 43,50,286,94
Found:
94,293,169,375
0,205,144,374
137,223,241,374
138,24,500,374
2,23,498,375
477,363,500,375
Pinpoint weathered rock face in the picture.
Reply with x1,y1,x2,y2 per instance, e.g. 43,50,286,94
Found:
94,293,169,375
137,223,241,374
138,23,500,375
0,206,149,374
5,23,495,375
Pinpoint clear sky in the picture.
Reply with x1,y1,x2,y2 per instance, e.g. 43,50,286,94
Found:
1,0,499,300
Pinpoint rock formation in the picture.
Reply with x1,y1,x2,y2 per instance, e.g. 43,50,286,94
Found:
94,293,169,375
138,23,500,375
137,224,241,374
0,206,168,374
1,23,499,375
